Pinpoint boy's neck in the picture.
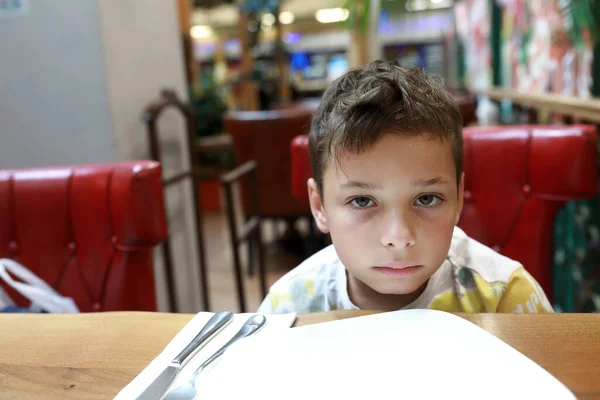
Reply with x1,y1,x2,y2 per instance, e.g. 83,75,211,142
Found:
346,273,427,311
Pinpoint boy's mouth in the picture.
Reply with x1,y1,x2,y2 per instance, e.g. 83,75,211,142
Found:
372,262,423,278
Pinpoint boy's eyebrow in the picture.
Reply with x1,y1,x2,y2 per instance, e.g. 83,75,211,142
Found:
412,177,450,187
340,178,450,189
339,181,382,190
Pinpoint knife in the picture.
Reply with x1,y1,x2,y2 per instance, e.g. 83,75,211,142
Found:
162,314,267,400
136,311,234,400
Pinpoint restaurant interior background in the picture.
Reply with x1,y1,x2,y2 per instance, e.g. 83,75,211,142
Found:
1,0,599,314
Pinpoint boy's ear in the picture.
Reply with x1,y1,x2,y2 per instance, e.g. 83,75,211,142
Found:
455,172,465,225
308,178,330,234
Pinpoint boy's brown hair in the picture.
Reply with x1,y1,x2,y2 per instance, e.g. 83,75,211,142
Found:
309,60,463,193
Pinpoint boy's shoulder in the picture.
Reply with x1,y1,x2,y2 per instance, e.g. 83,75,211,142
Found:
262,245,346,314
449,227,523,282
270,244,342,290
440,227,552,313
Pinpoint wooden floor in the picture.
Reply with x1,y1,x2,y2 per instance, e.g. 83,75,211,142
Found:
203,211,305,313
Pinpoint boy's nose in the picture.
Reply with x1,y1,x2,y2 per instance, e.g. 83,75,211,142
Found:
380,211,416,249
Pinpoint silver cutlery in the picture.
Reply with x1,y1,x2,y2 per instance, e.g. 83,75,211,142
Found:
136,311,234,400
162,314,267,400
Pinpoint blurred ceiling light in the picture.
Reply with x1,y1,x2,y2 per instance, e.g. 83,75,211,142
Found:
315,8,349,24
261,12,275,27
190,25,214,39
406,0,427,11
279,11,295,25
430,0,452,9
406,0,451,11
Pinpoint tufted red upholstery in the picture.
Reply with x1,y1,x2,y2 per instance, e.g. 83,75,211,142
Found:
0,161,168,312
290,125,598,299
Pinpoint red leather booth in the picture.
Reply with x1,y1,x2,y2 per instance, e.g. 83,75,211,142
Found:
0,161,168,312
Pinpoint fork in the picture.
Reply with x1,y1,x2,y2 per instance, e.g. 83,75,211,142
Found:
162,314,267,400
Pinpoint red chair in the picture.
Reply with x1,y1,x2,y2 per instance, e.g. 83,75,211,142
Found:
0,161,168,312
291,125,598,300
225,108,313,219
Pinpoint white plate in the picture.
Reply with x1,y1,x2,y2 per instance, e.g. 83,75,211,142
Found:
199,310,575,400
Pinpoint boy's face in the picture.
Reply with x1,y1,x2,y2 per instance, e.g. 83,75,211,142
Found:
308,133,464,298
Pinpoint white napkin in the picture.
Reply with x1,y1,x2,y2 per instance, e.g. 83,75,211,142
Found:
114,312,297,400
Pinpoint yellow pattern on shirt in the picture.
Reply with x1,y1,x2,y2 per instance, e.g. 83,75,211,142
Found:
270,290,291,311
265,268,552,314
497,268,553,313
429,267,552,313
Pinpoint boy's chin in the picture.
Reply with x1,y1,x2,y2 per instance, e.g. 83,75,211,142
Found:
375,286,423,296
367,278,427,296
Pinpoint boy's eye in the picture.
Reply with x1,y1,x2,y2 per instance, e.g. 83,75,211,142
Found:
350,196,375,208
415,194,442,207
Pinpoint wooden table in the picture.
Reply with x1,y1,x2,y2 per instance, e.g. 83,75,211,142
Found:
0,311,599,399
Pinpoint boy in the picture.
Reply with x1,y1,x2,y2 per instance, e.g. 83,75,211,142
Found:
258,61,552,314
